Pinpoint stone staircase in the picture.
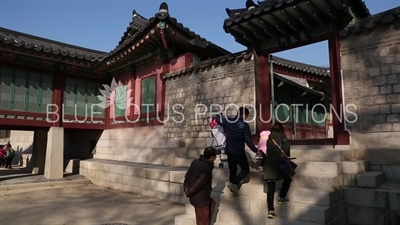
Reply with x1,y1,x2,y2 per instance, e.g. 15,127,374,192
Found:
77,146,399,225
175,148,370,225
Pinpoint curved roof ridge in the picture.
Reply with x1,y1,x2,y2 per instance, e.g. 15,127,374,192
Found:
118,10,149,46
339,6,400,38
270,55,330,71
0,27,105,55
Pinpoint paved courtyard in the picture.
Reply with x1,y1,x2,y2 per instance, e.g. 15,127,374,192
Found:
0,183,185,225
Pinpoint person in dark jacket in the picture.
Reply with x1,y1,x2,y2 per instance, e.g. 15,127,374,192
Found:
184,147,217,225
261,122,292,219
216,107,258,196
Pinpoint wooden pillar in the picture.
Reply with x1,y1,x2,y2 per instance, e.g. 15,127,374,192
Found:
128,66,136,124
328,22,350,145
51,75,64,127
255,49,272,134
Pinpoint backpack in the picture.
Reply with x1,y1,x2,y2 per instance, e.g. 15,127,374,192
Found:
7,149,15,158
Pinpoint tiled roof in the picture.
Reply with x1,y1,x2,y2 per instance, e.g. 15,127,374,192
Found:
103,4,230,61
275,73,324,97
163,51,253,80
223,0,370,31
163,51,330,80
1,2,230,64
0,27,105,62
339,6,400,38
270,55,330,77
118,10,149,46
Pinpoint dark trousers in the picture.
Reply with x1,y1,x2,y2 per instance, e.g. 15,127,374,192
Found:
4,157,13,168
267,178,292,211
194,198,216,225
0,157,5,167
227,153,250,185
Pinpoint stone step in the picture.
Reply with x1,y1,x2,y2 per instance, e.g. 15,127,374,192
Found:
80,159,189,204
345,185,400,211
212,185,343,207
289,149,354,162
215,203,344,225
342,160,368,174
152,147,186,158
185,196,345,224
291,173,342,190
356,171,385,188
295,161,342,175
175,214,320,225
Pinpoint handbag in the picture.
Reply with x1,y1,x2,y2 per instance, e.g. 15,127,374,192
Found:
272,139,297,178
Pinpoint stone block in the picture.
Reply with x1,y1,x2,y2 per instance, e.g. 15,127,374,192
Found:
79,168,89,177
169,182,183,195
291,174,342,190
150,179,170,193
342,160,368,174
295,161,342,175
122,175,150,189
357,171,385,188
382,165,400,182
65,159,80,174
144,168,170,181
125,166,145,177
170,171,185,183
345,188,388,209
343,174,357,187
388,190,400,211
106,164,127,175
172,158,192,167
347,205,391,225
88,162,107,171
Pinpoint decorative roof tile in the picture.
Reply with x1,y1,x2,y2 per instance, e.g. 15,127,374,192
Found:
0,27,105,62
339,6,400,38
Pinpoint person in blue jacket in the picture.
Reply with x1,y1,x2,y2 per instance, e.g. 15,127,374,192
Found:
216,107,258,197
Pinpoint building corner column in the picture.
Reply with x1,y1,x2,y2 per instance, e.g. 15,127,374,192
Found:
44,127,64,179
329,22,350,145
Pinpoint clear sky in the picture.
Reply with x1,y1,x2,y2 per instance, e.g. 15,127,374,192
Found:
0,0,399,67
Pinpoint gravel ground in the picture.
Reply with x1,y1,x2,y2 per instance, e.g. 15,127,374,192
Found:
0,184,185,225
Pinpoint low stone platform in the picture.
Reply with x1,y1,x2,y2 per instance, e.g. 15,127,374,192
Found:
0,171,90,190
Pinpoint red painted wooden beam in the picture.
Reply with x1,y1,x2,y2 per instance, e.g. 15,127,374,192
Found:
328,22,350,145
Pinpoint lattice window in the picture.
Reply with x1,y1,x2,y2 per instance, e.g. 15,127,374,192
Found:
0,67,13,109
312,105,326,126
275,93,292,122
64,78,75,115
28,72,40,112
114,85,127,117
13,69,27,111
76,81,86,117
40,74,53,113
141,76,156,113
94,83,104,118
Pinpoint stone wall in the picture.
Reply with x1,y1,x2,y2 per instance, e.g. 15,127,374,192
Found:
92,126,183,162
164,57,256,148
340,19,400,172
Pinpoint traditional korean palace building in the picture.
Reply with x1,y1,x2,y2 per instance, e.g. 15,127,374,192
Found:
1,1,399,224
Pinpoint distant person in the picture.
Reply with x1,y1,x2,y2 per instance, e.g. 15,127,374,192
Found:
216,107,258,197
0,146,6,167
4,144,15,169
260,122,292,219
183,147,217,225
